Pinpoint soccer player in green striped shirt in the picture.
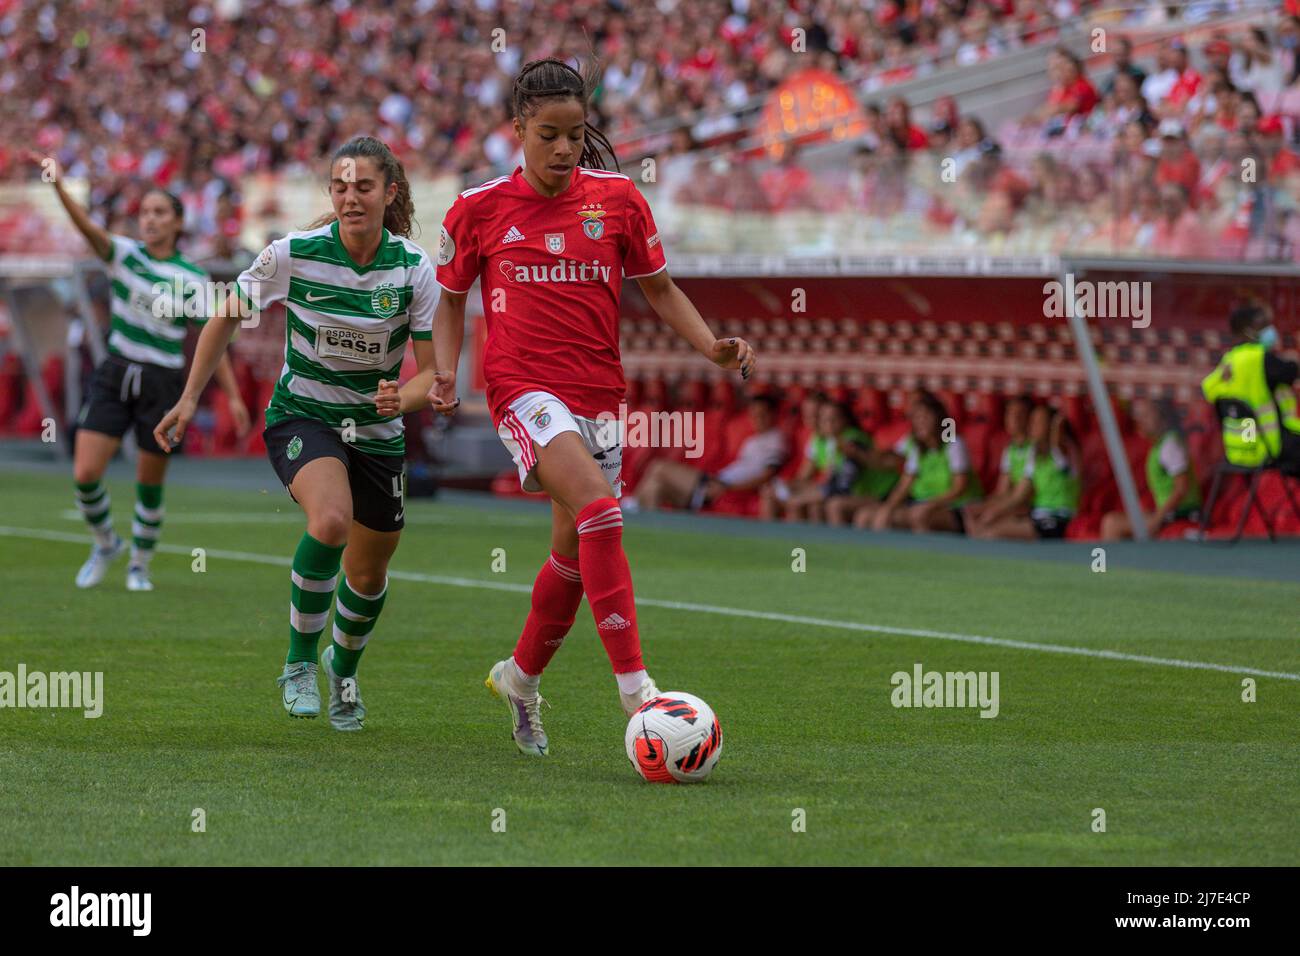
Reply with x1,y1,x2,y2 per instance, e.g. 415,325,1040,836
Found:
29,149,250,593
155,137,440,731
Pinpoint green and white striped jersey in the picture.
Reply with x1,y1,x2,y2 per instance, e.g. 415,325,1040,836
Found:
105,235,209,369
236,221,436,456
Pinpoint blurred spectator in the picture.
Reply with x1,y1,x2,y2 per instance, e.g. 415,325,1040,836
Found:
1230,27,1286,94
759,143,821,212
884,97,930,151
630,395,787,513
1088,70,1156,139
853,391,983,534
1100,398,1202,540
951,116,989,178
811,401,904,526
970,405,1083,540
1185,66,1236,133
1280,16,1300,86
1024,47,1099,134
1102,36,1147,97
1142,38,1203,116
1155,119,1202,208
1152,183,1210,257
1258,115,1300,182
963,395,1033,529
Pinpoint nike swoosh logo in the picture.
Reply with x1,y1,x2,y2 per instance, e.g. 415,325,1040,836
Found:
394,510,403,521
305,292,335,302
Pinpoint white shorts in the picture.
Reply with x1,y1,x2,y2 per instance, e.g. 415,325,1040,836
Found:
496,390,623,498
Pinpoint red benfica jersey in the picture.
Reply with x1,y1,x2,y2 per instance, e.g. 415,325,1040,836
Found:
436,166,667,423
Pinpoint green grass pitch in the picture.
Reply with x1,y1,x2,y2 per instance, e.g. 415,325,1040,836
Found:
1,467,1296,865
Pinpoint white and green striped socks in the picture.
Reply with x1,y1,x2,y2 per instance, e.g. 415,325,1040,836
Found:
130,483,164,568
288,533,345,665
330,577,388,678
74,480,116,549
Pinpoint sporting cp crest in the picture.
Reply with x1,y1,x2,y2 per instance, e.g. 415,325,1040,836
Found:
545,232,565,254
370,283,400,318
578,204,605,240
287,436,303,461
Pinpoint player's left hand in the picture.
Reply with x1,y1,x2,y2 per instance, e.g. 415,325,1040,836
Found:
374,379,402,417
709,337,756,380
229,397,251,438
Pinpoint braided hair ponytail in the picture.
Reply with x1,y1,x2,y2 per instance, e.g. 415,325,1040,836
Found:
511,57,619,172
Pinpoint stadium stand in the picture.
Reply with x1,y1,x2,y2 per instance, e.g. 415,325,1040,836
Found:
1,0,1297,540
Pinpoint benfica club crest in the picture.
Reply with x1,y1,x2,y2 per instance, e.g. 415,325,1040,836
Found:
578,204,605,240
545,233,565,254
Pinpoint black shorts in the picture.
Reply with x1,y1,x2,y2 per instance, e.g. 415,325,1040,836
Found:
264,417,406,533
1031,513,1071,539
76,355,185,455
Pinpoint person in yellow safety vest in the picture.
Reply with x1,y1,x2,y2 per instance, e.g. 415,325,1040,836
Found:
1201,304,1300,475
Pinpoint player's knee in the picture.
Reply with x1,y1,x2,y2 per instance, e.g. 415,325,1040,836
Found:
346,567,387,595
307,507,351,546
72,463,101,485
561,481,618,517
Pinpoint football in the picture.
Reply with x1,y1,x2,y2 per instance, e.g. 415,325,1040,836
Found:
625,692,723,784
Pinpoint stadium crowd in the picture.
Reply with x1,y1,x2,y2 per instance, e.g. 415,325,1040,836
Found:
3,0,1103,257
663,19,1300,260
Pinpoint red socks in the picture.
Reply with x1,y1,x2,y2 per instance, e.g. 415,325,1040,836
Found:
575,497,644,674
511,551,584,677
512,498,645,678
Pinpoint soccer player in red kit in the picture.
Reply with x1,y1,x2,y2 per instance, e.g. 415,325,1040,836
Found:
428,58,755,756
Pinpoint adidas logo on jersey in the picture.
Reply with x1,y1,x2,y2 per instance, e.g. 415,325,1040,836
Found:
598,612,633,631
501,226,525,244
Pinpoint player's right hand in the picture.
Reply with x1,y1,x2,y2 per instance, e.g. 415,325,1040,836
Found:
709,337,756,380
153,395,198,454
427,370,461,417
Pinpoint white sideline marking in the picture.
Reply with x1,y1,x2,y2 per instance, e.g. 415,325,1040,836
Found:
57,509,543,527
3,524,1298,683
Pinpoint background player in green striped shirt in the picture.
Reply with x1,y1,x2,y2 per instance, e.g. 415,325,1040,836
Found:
154,137,439,731
29,150,250,593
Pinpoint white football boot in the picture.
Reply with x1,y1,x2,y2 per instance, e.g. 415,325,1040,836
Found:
75,534,125,589
125,564,154,592
485,658,549,756
620,675,663,718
